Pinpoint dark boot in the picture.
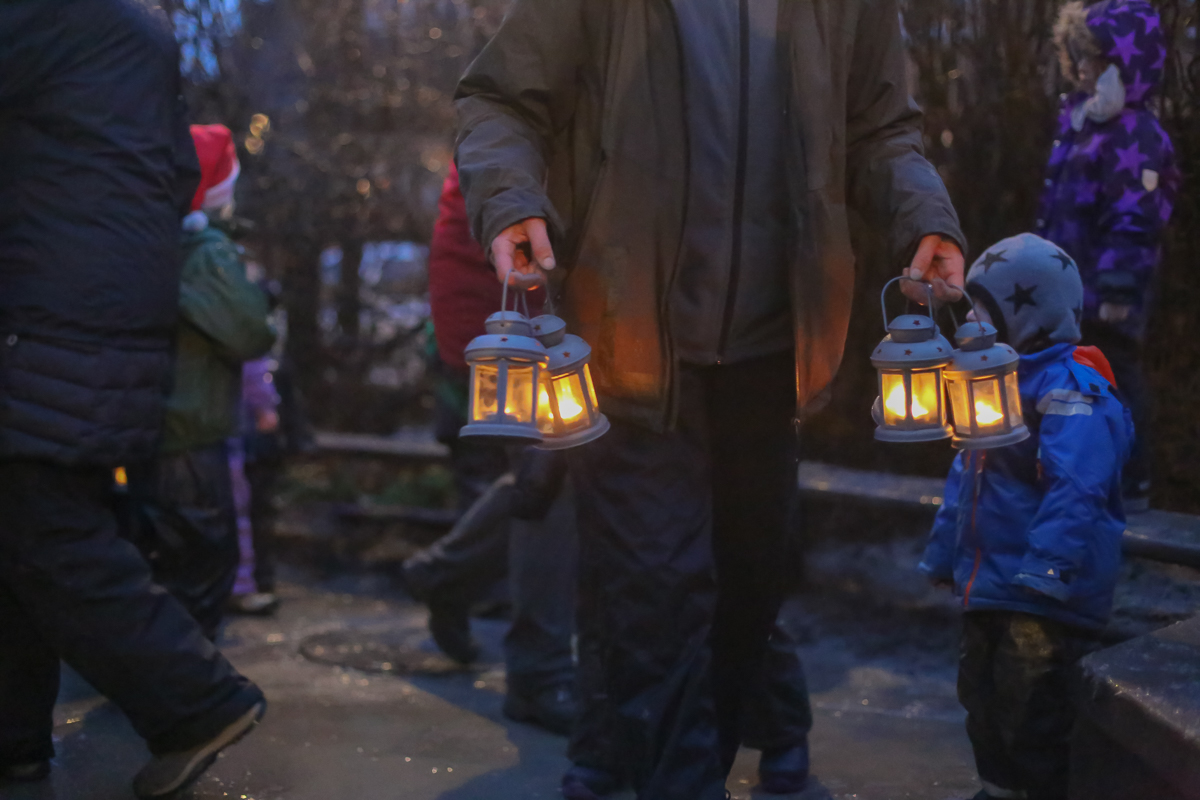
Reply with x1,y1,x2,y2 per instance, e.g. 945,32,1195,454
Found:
2,760,51,783
400,474,515,664
227,592,280,616
758,739,810,794
427,600,481,665
503,683,579,736
561,764,623,800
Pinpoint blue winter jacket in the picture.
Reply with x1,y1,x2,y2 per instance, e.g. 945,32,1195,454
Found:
919,344,1134,631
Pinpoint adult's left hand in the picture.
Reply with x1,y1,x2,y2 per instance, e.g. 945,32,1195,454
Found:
903,234,965,304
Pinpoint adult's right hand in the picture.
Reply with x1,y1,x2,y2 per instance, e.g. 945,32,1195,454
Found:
491,217,556,288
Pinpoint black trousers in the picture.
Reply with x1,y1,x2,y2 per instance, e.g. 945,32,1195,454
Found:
0,459,262,765
958,611,1100,800
127,442,240,639
1081,321,1150,493
568,351,811,800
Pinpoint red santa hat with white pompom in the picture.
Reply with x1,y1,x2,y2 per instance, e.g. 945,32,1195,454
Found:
189,124,240,212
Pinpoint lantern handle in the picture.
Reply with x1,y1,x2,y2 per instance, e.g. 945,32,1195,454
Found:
945,292,992,336
499,270,547,322
879,277,936,331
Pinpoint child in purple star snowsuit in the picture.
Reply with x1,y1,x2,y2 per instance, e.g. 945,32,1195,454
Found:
1036,0,1180,510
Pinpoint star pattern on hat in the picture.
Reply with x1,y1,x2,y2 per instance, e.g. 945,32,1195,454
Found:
1128,72,1153,103
1153,44,1167,71
1115,189,1145,215
1052,252,1075,271
1114,143,1150,177
1082,134,1108,158
1111,31,1142,66
979,250,1008,273
1005,283,1038,314
1074,181,1100,206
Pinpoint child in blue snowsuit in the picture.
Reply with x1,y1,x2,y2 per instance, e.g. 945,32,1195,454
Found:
920,234,1134,800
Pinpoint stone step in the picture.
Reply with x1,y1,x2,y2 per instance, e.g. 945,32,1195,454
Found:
796,461,1200,570
1071,615,1200,800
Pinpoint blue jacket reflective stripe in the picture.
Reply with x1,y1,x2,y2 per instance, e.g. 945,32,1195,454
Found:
919,343,1134,631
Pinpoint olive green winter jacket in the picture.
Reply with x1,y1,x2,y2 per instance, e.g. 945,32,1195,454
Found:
455,0,965,430
162,224,275,454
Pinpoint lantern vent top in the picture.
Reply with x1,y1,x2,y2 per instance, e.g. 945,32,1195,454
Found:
485,311,534,337
887,314,937,344
872,322,953,369
955,321,999,352
546,333,591,372
530,314,568,347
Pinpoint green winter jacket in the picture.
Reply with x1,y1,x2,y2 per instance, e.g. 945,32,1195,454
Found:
162,224,275,454
455,0,965,430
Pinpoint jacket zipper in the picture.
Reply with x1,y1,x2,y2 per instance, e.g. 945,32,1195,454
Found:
962,451,987,608
715,0,752,364
659,0,691,429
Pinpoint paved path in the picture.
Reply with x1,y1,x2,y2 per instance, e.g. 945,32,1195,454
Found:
8,574,980,800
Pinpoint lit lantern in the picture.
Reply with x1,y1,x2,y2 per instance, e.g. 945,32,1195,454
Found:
943,321,1029,450
530,314,610,450
460,308,549,444
871,279,954,443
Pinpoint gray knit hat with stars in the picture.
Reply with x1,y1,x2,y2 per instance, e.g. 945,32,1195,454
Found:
965,233,1083,354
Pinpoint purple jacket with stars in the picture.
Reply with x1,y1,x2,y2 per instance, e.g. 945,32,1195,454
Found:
1036,0,1180,341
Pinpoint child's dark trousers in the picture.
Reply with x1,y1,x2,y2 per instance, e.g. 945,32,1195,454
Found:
958,611,1100,800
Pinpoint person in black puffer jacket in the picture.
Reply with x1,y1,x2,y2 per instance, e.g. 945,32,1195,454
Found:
0,2,265,798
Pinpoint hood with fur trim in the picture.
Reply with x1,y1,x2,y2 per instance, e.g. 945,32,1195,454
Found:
1063,0,1167,105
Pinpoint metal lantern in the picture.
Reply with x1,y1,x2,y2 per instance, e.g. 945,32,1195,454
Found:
871,278,954,443
460,288,549,444
530,314,610,450
943,321,1029,450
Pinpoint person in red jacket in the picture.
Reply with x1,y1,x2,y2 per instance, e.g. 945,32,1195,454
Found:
404,164,579,735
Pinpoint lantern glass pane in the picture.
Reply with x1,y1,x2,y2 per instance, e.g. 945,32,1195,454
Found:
910,370,940,425
947,378,970,434
1004,371,1024,427
504,364,536,423
472,363,500,422
552,373,590,430
881,373,909,426
583,365,600,412
972,378,1006,433
536,378,556,434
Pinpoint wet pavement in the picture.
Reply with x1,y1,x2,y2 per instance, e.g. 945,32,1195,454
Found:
7,570,982,800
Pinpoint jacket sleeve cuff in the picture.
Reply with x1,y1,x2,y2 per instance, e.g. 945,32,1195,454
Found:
895,227,968,274
1094,270,1144,306
918,557,953,583
478,191,564,262
1013,561,1071,602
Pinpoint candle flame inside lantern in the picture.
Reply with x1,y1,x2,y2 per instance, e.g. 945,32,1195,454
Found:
555,386,585,421
975,399,1003,425
885,381,928,419
541,381,586,422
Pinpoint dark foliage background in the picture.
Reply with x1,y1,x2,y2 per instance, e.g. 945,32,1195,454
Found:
804,0,1199,513
170,0,1199,511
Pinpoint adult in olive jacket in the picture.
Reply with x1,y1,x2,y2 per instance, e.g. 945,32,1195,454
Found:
456,1,966,798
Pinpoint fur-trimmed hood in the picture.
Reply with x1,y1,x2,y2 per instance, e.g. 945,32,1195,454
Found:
1056,0,1167,105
